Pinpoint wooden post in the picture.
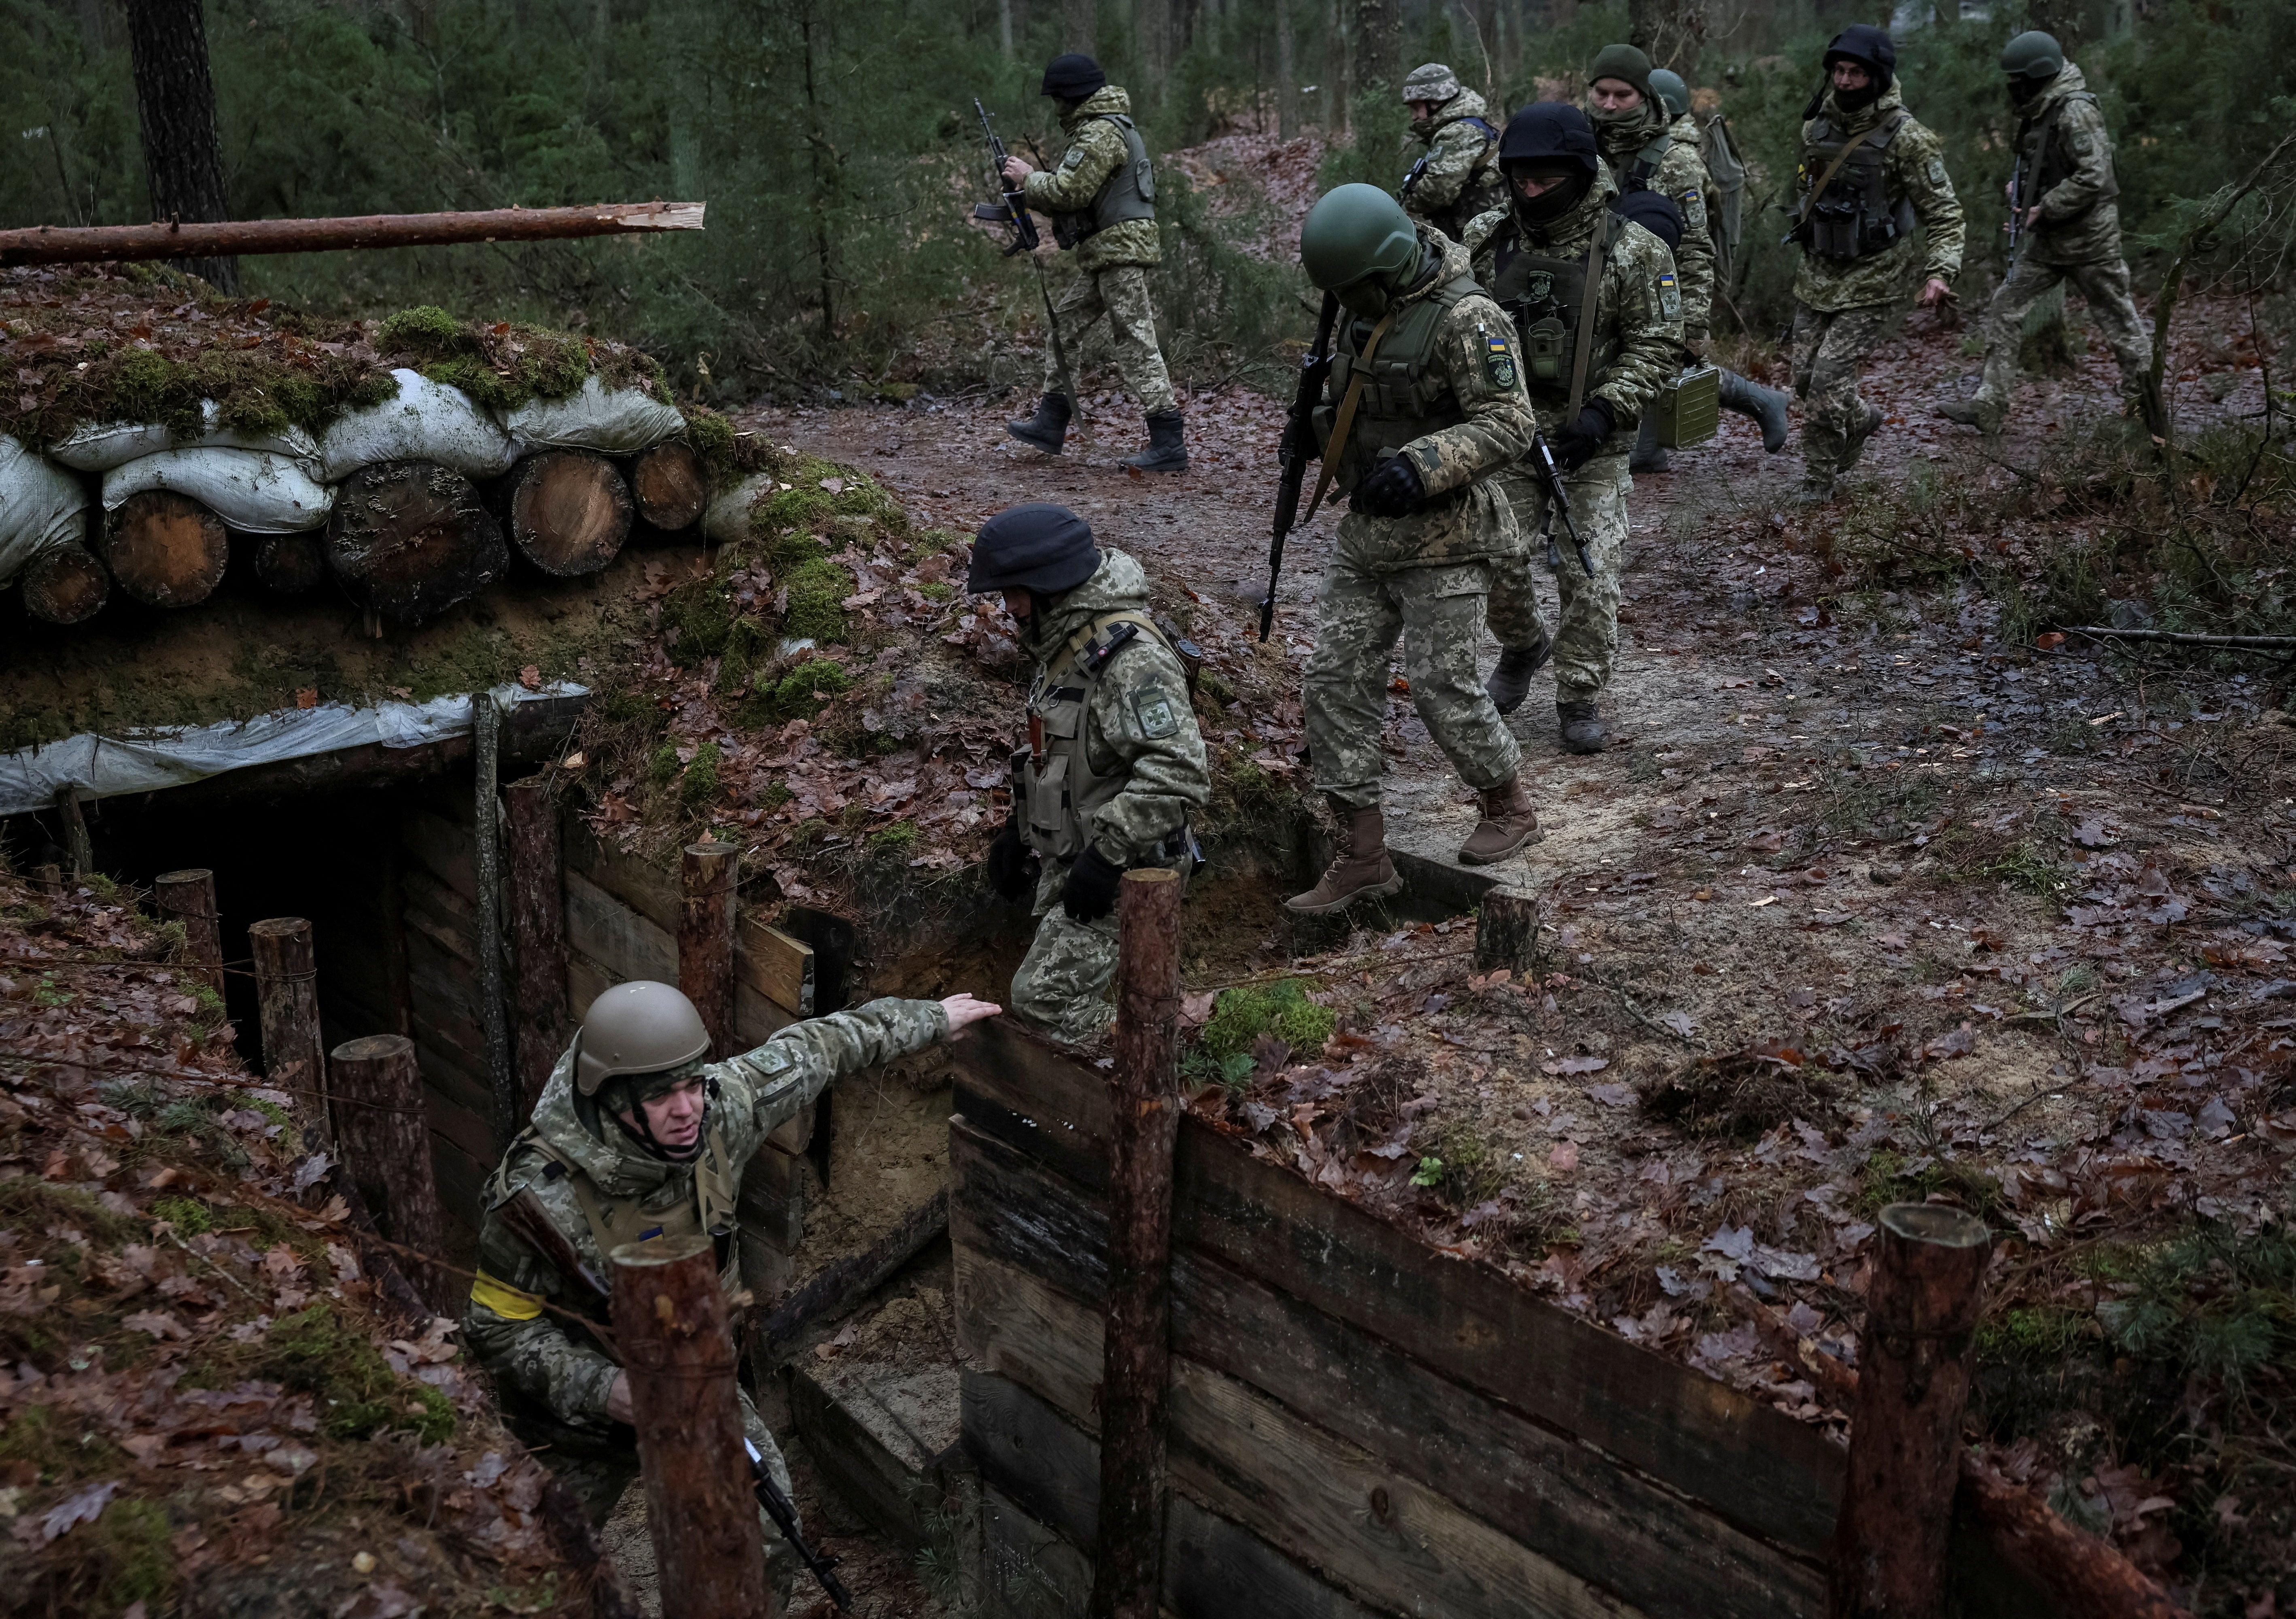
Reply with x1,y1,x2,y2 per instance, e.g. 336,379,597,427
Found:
248,918,331,1151
1473,885,1540,977
329,1035,446,1307
153,868,225,997
608,1232,770,1619
56,787,92,880
504,777,571,1121
1828,1203,1991,1619
474,690,518,1154
34,864,63,897
1090,867,1184,1619
680,841,739,1059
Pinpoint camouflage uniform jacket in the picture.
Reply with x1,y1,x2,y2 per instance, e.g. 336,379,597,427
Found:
1791,85,1965,312
1314,229,1537,573
2013,64,2122,267
1400,89,1507,239
1463,166,1684,449
1022,85,1161,274
1016,547,1210,867
462,998,950,1449
1594,104,1718,339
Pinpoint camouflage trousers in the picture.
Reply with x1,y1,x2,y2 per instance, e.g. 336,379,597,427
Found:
1486,453,1632,703
1305,552,1522,812
1010,854,1190,1045
1976,255,2151,406
1043,263,1178,418
1789,300,1901,486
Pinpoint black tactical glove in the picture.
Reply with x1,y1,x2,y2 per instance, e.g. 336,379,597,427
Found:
1060,844,1125,923
1351,453,1426,518
985,813,1038,901
1551,399,1617,471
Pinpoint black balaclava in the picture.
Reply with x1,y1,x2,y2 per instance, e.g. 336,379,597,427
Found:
597,1060,712,1163
2008,72,2055,107
1515,165,1592,225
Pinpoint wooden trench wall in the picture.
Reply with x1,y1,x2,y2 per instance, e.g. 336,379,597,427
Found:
948,1020,2050,1619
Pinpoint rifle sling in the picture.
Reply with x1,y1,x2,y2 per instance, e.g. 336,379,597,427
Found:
1795,119,1875,230
1565,210,1612,420
1302,308,1396,519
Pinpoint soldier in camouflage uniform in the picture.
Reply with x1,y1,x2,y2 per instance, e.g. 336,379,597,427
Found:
1937,32,2159,436
1398,62,1506,243
1786,25,1965,504
1585,47,1715,360
463,980,998,1585
1464,104,1683,754
1002,53,1186,473
1285,183,1542,913
973,504,1210,1043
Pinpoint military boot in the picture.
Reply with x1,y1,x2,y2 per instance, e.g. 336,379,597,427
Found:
1006,392,1071,454
1628,414,1672,475
1286,801,1404,914
1558,697,1609,754
1120,410,1188,472
1936,396,2003,434
1838,402,1886,470
1719,370,1792,453
1485,629,1555,716
1458,773,1541,865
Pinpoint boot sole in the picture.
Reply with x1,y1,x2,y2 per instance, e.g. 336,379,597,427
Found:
1560,736,1608,755
1459,827,1544,865
1006,428,1066,454
1284,872,1405,914
1120,457,1189,473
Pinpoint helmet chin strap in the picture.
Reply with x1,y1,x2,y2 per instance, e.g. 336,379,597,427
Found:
608,1083,709,1163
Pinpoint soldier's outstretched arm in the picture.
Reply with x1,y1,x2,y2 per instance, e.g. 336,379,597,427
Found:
1022,120,1125,215
1893,123,1967,287
1593,225,1688,429
1398,294,1537,496
2038,98,2115,225
462,1206,623,1427
1083,640,1212,865
717,996,958,1137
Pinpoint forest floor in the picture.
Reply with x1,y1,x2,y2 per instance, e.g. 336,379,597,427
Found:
746,286,2296,1616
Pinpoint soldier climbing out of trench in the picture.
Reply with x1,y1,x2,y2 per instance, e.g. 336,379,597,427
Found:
974,502,1211,1044
461,977,1000,1601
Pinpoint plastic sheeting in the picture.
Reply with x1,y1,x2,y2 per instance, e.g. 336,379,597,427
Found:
0,436,89,590
50,402,324,475
102,447,336,534
0,683,588,816
317,369,521,483
502,375,686,455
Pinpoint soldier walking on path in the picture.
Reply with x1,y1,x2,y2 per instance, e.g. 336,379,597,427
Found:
462,979,1000,1600
1286,183,1542,914
1937,32,2162,437
1785,25,1965,505
1463,105,1682,754
971,504,1210,1043
1001,53,1188,473
1397,62,1507,243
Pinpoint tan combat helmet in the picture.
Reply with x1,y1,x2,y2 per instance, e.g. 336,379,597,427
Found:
574,980,711,1096
1402,62,1462,105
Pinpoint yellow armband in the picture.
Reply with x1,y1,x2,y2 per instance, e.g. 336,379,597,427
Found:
469,1269,544,1321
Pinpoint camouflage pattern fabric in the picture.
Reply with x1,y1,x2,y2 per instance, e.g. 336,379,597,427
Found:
1010,861,1124,1045
1463,167,1684,452
1021,85,1161,274
2015,65,2124,268
1791,86,1965,313
1040,263,1177,417
1974,253,2150,408
1789,300,1901,486
1306,555,1521,811
1594,104,1717,340
1485,452,1632,700
1400,89,1508,236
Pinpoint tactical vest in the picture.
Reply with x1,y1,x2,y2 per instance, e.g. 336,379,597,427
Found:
1317,270,1483,490
2015,93,2112,215
1489,215,1618,402
1019,610,1188,865
1402,117,1502,240
1613,129,1673,194
1051,115,1157,249
1798,110,1915,260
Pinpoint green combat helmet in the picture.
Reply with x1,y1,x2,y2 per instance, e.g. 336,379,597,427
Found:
1300,183,1424,318
1401,62,1462,105
2000,30,2064,82
1649,68,1689,120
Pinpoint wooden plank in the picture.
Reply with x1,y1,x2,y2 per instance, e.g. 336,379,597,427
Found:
980,1480,1095,1619
568,950,613,1022
736,915,814,1016
401,807,479,903
565,867,677,984
734,982,800,1051
564,829,679,933
951,1029,1846,1559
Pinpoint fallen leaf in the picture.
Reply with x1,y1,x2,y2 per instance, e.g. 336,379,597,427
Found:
518,665,542,691
1541,1055,1610,1075
121,1309,191,1341
293,688,318,710
1547,1141,1580,1172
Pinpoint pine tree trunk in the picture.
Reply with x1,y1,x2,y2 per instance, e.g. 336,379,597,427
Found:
21,545,110,625
1063,0,1097,55
253,531,326,595
326,460,508,624
1275,0,1299,136
1352,0,1398,96
1137,0,1171,100
99,489,229,608
122,0,240,293
629,441,708,532
503,450,633,576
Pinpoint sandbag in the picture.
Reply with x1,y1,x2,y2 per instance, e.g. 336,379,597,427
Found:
317,368,519,482
102,448,335,535
503,375,686,455
0,436,91,589
701,472,774,549
50,401,323,475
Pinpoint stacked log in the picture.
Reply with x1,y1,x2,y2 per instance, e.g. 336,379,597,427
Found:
327,460,509,623
21,546,109,624
630,441,708,532
504,450,634,576
253,531,327,595
99,490,231,609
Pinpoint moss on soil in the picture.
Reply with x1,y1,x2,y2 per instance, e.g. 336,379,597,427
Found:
1197,979,1336,1065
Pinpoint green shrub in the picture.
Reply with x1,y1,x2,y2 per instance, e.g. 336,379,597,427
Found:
1196,979,1335,1064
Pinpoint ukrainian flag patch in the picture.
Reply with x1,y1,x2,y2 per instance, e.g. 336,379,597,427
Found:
1483,334,1518,389
1657,271,1682,320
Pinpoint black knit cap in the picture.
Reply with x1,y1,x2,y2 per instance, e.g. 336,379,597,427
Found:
1823,24,1896,91
1042,53,1106,99
1612,188,1683,253
1498,102,1600,177
968,503,1101,595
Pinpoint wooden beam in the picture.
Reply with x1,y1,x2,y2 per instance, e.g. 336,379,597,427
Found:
755,1190,947,1367
248,917,330,1150
680,840,738,1057
153,867,223,997
503,776,570,1121
329,1034,447,1310
737,914,815,1016
0,200,707,266
473,690,517,1156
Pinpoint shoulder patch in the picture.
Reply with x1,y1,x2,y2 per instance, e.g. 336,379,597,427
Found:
1683,192,1707,229
1657,271,1681,320
1926,156,1947,186
1132,682,1181,739
1483,333,1518,390
1060,148,1085,171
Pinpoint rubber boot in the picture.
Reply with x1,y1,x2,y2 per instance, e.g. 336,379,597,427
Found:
1628,413,1672,475
1484,631,1555,716
1458,773,1541,865
1936,396,2002,433
1006,392,1071,454
1120,410,1188,472
1838,402,1885,470
1286,801,1404,914
1719,369,1791,453
1558,698,1609,755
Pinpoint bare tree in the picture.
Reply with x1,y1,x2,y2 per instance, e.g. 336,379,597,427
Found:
1063,0,1096,56
123,0,238,292
1137,0,1172,98
1353,0,1401,97
1323,0,1347,133
1276,0,1301,136
1628,0,1710,75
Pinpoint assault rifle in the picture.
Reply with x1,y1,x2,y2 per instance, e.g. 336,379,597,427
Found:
1260,291,1340,642
1528,429,1596,577
970,98,1039,255
748,1437,855,1612
2005,146,2031,261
